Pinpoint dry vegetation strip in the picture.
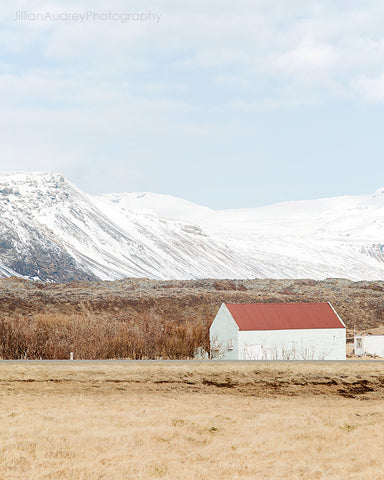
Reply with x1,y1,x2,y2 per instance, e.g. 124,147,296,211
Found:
2,277,384,344
1,362,384,479
0,313,209,359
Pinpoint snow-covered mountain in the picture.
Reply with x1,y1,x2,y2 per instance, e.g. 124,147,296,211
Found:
0,172,258,281
0,171,384,282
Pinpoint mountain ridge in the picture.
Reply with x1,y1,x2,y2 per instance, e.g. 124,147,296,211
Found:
0,171,384,282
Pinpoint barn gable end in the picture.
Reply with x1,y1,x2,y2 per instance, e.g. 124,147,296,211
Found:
210,303,239,359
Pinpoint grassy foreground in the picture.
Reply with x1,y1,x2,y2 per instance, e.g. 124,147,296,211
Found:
1,361,384,479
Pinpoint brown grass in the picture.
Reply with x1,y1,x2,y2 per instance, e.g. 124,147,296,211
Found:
1,362,384,479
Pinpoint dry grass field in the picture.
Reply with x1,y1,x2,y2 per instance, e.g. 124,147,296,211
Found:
1,361,384,479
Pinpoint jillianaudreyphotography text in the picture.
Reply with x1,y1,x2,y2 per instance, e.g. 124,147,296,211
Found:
14,10,162,24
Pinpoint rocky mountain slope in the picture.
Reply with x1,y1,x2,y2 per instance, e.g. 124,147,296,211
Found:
0,171,384,282
0,172,255,281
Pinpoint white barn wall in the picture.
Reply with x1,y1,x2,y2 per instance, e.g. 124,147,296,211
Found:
209,304,239,359
238,328,346,360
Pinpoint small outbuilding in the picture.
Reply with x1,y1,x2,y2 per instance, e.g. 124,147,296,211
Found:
354,335,384,357
210,302,346,360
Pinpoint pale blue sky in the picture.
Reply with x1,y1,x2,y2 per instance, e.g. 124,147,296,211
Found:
1,0,384,208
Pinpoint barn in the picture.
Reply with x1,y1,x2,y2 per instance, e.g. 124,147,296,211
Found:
210,302,346,360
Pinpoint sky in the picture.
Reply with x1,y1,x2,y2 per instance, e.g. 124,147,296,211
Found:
1,0,384,209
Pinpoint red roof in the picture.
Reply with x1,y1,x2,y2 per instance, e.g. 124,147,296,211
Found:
225,302,345,331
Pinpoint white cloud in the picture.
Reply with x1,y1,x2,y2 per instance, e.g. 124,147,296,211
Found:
353,73,384,102
274,40,338,72
2,0,384,203
3,1,384,103
176,49,252,69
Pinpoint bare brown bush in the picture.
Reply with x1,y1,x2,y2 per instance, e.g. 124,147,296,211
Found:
0,311,210,359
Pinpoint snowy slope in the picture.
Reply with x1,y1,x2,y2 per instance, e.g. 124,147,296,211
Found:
198,191,384,280
100,188,384,280
100,192,213,223
0,172,259,281
0,171,384,282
